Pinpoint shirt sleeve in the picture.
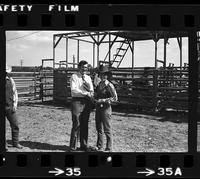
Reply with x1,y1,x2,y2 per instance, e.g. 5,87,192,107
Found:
10,77,18,108
88,76,94,93
106,82,118,103
70,74,88,97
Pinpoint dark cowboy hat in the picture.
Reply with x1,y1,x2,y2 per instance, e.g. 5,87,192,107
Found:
98,65,111,75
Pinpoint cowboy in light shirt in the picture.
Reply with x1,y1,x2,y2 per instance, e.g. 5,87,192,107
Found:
69,60,94,152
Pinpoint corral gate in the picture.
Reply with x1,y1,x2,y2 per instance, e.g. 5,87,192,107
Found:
10,71,40,101
10,66,53,102
36,59,54,102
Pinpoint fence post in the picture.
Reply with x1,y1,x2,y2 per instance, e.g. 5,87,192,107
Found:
39,77,43,102
34,70,37,99
153,69,159,112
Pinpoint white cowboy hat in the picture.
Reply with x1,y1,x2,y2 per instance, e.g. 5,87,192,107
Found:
6,64,12,73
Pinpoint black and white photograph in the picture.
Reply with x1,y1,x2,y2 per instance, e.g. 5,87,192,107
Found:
5,30,189,152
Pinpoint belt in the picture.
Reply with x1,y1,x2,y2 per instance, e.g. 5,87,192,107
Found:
72,97,86,101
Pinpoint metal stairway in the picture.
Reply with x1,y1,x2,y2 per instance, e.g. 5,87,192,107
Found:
111,40,130,68
99,39,130,68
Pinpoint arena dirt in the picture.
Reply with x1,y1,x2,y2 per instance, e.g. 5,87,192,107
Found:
6,100,188,152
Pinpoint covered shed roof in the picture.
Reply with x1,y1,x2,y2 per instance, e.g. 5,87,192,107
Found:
54,31,188,42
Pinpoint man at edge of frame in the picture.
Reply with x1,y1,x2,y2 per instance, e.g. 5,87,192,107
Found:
5,64,23,150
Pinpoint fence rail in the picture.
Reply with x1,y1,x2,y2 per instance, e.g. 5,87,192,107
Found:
10,72,44,101
53,67,195,112
9,67,200,112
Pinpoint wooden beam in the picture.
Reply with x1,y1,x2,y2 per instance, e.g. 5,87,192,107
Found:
66,36,68,68
99,33,107,44
77,40,80,64
109,33,111,66
180,37,182,70
155,41,158,69
54,35,63,48
68,37,94,44
164,38,167,68
132,41,134,79
53,35,55,69
93,43,95,67
88,33,98,45
103,35,118,62
127,39,133,53
157,59,164,64
97,35,100,66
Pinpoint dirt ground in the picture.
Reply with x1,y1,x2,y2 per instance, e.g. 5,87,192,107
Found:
6,100,188,152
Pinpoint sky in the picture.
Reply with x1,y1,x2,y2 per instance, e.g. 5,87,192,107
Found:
6,31,188,68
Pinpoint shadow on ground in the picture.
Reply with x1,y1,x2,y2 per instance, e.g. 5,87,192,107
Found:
19,100,71,110
7,140,70,151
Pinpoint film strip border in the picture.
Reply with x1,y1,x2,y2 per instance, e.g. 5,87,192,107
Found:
0,153,200,177
0,4,199,178
0,4,199,29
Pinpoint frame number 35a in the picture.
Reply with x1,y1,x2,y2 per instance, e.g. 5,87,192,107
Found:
157,167,182,176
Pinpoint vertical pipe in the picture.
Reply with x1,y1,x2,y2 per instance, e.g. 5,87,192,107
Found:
73,55,75,69
179,37,183,86
132,41,134,79
109,33,111,67
53,35,55,69
155,41,158,69
164,38,167,69
66,36,68,68
180,37,182,70
93,43,95,68
77,40,80,65
97,34,100,67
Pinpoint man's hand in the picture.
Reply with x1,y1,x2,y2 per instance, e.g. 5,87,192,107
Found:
12,105,17,112
96,98,111,104
86,91,94,98
97,99,106,103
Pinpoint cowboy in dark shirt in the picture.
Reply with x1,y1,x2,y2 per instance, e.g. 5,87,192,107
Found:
95,65,118,152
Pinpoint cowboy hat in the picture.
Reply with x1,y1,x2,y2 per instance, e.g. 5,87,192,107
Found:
6,64,12,73
98,65,111,74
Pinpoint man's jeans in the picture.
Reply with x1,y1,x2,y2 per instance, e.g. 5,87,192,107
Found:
6,110,19,146
95,103,112,151
70,98,91,150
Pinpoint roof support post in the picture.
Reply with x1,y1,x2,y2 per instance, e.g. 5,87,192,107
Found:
155,40,158,69
164,38,168,69
152,32,159,69
177,37,182,70
53,35,55,69
97,34,100,67
132,41,134,80
109,33,111,67
66,35,68,68
54,35,63,48
77,40,80,64
93,43,95,68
